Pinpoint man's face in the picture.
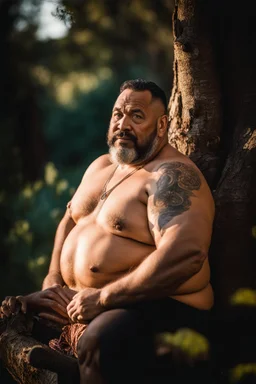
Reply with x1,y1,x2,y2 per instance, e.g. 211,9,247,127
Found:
107,89,165,165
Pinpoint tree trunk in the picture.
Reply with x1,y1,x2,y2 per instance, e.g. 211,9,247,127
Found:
169,0,256,311
169,0,222,188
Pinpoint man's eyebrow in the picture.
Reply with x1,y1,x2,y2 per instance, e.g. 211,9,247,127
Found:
112,106,145,114
130,108,145,115
131,108,143,112
112,106,122,112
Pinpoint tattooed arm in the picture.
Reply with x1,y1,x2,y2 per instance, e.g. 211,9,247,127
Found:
99,161,214,308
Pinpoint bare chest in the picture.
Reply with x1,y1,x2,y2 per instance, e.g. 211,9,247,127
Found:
69,169,153,244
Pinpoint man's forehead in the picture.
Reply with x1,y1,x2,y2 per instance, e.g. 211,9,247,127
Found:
113,89,153,109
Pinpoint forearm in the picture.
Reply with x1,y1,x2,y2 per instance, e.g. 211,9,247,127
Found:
42,211,75,290
100,247,206,309
42,271,64,290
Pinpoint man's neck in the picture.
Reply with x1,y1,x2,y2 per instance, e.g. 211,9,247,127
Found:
132,136,168,168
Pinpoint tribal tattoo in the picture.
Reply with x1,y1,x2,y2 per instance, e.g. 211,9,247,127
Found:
153,162,201,233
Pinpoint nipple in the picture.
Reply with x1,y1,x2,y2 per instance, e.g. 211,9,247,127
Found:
66,201,72,217
90,265,99,273
115,224,122,231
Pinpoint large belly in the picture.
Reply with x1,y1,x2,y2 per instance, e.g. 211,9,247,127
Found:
60,220,155,290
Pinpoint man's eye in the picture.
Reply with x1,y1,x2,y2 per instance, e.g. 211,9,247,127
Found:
133,114,143,119
113,113,122,119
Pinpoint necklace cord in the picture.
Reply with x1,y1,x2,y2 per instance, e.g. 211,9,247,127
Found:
100,165,143,200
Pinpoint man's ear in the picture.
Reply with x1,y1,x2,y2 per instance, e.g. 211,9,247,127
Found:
157,115,168,137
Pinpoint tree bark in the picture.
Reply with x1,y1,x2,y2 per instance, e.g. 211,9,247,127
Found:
169,0,222,188
0,315,57,384
169,0,256,310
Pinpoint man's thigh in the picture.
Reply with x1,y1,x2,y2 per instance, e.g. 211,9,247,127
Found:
77,308,156,383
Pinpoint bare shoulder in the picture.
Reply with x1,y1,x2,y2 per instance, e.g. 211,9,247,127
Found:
152,156,214,208
146,152,215,238
69,154,112,207
81,154,112,180
149,148,214,207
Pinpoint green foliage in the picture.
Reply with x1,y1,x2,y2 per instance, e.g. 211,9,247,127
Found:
41,78,115,169
158,328,209,359
6,162,75,293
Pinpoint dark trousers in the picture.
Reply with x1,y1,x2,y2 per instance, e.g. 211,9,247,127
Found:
76,298,211,384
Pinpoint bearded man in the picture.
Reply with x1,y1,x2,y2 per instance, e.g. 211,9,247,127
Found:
1,79,215,383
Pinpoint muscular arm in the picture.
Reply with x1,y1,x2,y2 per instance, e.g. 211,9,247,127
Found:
42,208,75,289
100,161,214,308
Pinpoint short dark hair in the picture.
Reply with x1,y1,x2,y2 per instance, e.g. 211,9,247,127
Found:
120,79,167,113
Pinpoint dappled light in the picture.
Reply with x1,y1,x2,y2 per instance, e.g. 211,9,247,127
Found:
44,162,58,185
157,328,209,360
230,363,256,383
243,128,256,150
230,288,256,306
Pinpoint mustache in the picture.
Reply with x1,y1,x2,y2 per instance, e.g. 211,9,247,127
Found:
111,131,137,144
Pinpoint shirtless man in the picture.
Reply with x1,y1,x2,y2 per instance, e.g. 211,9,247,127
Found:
1,79,215,383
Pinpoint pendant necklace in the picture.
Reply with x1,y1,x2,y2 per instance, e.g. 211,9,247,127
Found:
100,164,143,200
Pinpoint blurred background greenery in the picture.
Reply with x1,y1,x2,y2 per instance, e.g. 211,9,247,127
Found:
0,0,174,296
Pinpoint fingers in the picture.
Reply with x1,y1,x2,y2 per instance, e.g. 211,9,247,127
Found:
66,300,79,322
45,289,68,309
38,312,69,325
1,296,26,317
67,305,75,319
1,297,12,316
75,314,87,324
68,310,85,324
66,300,77,320
41,299,69,319
1,303,11,317
50,285,71,305
66,303,87,323
66,300,74,312
7,296,17,313
16,296,27,314
62,286,77,301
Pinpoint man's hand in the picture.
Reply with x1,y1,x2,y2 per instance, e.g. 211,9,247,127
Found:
67,288,104,323
35,285,77,324
1,295,27,318
1,285,77,325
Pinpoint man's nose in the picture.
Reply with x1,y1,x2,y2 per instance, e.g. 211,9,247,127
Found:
118,115,131,131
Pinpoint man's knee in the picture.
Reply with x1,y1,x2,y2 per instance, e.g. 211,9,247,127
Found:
77,308,139,362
